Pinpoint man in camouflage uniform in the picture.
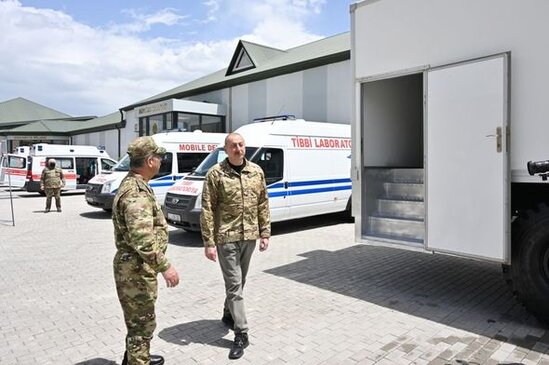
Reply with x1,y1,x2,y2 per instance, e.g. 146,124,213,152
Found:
40,158,65,213
112,136,180,365
201,132,271,360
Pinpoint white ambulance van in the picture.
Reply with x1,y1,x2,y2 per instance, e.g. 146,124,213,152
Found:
0,146,30,188
164,117,352,232
85,130,227,210
25,144,117,193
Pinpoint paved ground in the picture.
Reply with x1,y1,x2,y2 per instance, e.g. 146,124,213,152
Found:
1,186,548,365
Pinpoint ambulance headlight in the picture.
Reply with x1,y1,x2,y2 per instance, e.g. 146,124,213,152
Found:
194,194,202,209
101,182,112,194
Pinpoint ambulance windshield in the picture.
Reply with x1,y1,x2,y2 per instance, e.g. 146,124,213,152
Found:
193,147,258,177
112,154,130,172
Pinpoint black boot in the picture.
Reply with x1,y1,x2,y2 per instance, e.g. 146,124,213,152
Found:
228,333,249,359
122,351,164,365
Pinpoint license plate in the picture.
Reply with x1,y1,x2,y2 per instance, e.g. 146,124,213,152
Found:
167,213,181,222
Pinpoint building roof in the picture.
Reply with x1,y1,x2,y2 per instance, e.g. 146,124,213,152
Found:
0,112,122,136
0,97,72,128
122,31,350,111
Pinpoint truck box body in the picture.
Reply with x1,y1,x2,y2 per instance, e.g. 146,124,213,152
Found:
164,119,352,231
351,0,549,321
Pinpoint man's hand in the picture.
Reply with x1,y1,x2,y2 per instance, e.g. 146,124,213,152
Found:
259,237,269,252
162,265,179,288
205,246,217,262
40,185,44,191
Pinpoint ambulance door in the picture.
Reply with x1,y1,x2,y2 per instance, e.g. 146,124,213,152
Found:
426,53,509,261
55,157,77,190
1,154,27,187
253,147,288,222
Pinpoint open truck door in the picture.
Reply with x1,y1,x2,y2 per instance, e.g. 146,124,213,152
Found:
426,54,510,261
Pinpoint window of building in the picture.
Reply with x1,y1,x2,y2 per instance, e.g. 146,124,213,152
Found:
139,112,224,136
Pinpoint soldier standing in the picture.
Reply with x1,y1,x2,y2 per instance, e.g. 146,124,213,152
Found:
40,158,65,213
201,132,271,360
112,136,179,365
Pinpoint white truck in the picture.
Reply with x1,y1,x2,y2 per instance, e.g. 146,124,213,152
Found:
351,0,549,322
85,131,226,210
164,117,352,232
25,144,116,193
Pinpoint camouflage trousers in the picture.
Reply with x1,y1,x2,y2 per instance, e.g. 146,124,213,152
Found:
114,252,158,365
44,188,61,210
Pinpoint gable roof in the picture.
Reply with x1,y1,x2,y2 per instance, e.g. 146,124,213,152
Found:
122,32,350,111
0,97,72,128
226,40,286,76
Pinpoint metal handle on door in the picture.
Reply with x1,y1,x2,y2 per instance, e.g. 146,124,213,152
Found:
485,127,502,153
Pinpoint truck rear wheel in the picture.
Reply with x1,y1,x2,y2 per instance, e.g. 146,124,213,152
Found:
510,203,549,323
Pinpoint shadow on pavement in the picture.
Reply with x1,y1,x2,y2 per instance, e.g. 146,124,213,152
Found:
159,319,232,349
74,358,117,365
80,211,112,219
271,212,348,236
169,229,203,247
265,244,549,351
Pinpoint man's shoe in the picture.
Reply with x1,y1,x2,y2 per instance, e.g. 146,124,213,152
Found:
121,352,164,365
44,209,50,213
57,208,62,212
150,355,165,365
221,314,235,330
228,333,249,360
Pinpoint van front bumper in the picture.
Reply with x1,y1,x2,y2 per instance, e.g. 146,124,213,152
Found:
164,193,201,231
85,184,114,209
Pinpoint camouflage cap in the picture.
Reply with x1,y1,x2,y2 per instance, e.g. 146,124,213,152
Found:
127,136,166,159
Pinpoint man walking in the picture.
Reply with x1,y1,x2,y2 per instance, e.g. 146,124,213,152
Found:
201,133,271,360
112,136,180,365
40,158,65,212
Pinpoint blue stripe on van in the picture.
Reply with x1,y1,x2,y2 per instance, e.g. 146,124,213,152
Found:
267,178,351,198
149,181,175,188
268,178,351,189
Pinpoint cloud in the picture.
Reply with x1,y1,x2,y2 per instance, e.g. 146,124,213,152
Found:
0,0,328,116
110,8,189,35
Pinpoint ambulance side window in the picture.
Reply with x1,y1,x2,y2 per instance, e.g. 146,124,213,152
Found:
253,148,284,185
177,152,209,173
53,158,74,169
154,153,173,178
101,158,115,171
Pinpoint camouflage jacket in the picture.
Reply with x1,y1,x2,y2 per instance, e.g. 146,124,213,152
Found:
40,167,65,189
201,158,271,247
112,171,170,273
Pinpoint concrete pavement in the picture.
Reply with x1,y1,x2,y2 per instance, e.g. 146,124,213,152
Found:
0,187,548,365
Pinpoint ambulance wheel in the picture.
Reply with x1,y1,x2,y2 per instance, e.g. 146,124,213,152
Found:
39,191,46,196
509,203,549,323
102,208,112,213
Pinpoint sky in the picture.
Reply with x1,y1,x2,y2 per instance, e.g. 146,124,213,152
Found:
0,0,353,117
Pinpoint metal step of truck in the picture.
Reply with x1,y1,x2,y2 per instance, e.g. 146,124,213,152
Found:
367,215,424,242
376,198,424,220
382,182,424,200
